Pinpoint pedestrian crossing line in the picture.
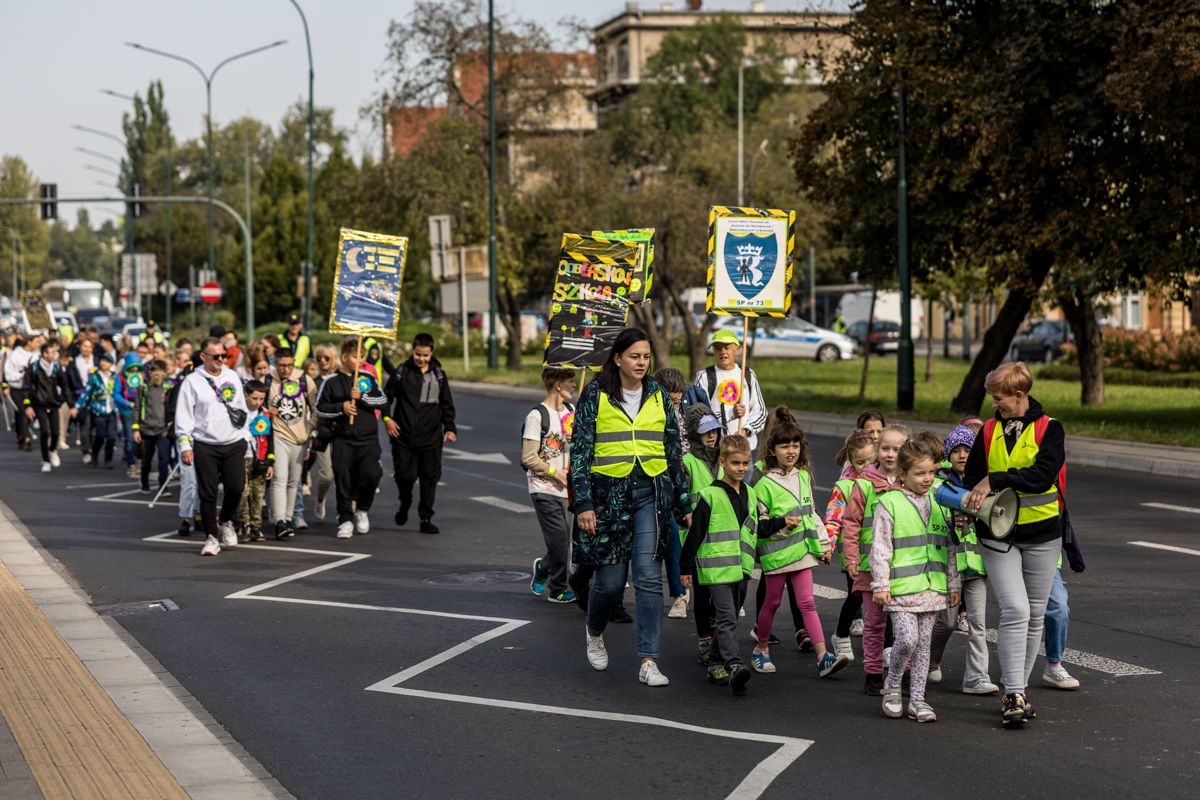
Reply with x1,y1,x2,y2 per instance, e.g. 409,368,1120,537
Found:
1129,540,1200,557
141,530,814,800
471,496,534,513
87,488,157,505
1140,502,1200,515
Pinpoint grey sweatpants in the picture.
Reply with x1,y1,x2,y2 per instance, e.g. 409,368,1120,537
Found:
979,538,1061,694
531,493,571,595
929,577,990,688
708,579,748,668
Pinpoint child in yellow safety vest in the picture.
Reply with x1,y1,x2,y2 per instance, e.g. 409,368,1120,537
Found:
680,434,756,695
869,439,962,723
927,422,999,695
750,406,849,679
680,404,724,665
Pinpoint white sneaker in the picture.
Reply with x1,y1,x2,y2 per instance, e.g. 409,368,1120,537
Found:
336,521,354,539
639,660,669,687
57,440,69,451
883,646,892,666
82,452,93,465
1043,665,1080,689
315,497,326,520
738,606,746,618
667,594,688,619
963,680,1000,695
40,462,51,473
302,483,311,497
586,629,608,670
928,665,942,683
850,618,865,636
49,452,60,467
354,510,370,534
219,522,238,549
201,536,221,556
831,633,856,662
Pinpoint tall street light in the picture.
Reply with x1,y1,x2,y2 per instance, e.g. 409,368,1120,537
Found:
286,0,316,331
127,39,286,320
487,0,498,368
72,124,134,306
102,88,174,335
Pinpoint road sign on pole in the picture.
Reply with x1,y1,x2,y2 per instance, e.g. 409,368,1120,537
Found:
199,282,223,304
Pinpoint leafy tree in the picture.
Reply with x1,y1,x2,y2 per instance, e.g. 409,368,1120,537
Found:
0,154,50,294
45,209,111,284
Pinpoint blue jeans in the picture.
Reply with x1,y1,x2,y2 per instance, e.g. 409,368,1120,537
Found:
666,518,685,598
1044,569,1069,663
585,487,663,659
120,413,135,466
178,461,199,519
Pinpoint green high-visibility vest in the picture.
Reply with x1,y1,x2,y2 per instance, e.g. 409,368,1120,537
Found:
955,520,987,578
286,333,312,364
680,452,720,546
878,492,950,596
695,482,757,584
831,476,865,571
591,389,667,478
364,336,384,379
754,471,823,572
856,479,880,572
986,419,1060,525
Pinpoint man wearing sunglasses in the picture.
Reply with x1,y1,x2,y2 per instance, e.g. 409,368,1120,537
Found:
176,337,251,556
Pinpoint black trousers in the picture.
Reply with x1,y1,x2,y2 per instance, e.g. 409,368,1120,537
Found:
194,440,246,539
332,438,382,523
392,440,442,521
10,389,29,443
32,405,60,462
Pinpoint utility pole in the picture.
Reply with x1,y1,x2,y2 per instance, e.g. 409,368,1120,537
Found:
895,45,914,411
486,0,499,368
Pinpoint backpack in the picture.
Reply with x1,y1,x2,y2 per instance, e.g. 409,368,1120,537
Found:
521,402,573,474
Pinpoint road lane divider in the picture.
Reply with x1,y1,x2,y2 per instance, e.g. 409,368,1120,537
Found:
1129,540,1200,557
1140,502,1200,515
471,496,534,514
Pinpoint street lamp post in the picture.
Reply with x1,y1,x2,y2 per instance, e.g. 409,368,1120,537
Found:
487,0,499,369
103,89,174,337
286,0,316,332
895,62,914,411
72,124,135,312
127,39,285,333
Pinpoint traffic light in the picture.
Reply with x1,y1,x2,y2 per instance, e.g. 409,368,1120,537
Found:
129,183,146,219
39,184,57,220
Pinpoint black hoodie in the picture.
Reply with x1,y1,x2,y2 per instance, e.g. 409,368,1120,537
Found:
383,356,457,449
963,397,1065,545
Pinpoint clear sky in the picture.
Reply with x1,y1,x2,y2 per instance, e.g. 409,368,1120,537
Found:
1,0,845,227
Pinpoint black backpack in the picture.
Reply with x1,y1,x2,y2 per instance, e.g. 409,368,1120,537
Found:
521,402,573,473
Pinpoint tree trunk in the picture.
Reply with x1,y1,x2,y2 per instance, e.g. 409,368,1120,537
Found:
925,297,934,382
745,317,758,373
501,282,523,371
1058,282,1105,405
949,249,1055,415
858,287,877,399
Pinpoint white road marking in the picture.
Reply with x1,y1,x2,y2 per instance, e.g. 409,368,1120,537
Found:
471,496,534,514
139,529,813,799
88,488,157,505
1129,541,1200,558
444,446,511,465
442,465,527,490
65,481,139,489
1140,502,1200,515
812,583,848,600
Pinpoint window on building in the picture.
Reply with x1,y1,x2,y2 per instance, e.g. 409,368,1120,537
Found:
617,39,630,80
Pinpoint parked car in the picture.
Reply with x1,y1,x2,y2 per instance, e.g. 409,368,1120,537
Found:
847,319,902,354
1010,319,1072,364
709,316,857,362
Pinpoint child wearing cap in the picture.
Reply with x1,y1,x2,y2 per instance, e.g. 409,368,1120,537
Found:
693,329,767,449
71,352,119,468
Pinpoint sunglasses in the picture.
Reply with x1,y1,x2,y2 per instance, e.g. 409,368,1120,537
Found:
316,355,331,361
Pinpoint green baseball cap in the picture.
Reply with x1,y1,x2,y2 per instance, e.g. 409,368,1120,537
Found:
711,329,741,347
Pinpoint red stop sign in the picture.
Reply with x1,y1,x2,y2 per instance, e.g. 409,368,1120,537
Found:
200,282,223,304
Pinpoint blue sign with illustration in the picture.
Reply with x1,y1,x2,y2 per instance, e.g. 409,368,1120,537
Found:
723,231,778,301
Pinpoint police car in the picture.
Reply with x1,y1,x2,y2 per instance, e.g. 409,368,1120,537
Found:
709,316,858,362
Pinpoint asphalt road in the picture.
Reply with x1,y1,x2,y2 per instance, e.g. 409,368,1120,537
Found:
1,392,1197,799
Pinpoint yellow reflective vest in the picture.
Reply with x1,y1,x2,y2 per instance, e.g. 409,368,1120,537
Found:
591,389,667,478
986,420,1060,526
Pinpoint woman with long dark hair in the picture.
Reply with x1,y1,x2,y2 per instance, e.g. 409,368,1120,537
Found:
569,328,692,687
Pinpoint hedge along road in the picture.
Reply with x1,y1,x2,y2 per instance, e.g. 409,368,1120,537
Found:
0,392,1194,798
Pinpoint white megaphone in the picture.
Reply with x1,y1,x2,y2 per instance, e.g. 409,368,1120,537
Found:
934,483,1020,540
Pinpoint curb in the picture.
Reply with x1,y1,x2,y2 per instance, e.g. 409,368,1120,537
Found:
0,500,294,800
449,380,1200,480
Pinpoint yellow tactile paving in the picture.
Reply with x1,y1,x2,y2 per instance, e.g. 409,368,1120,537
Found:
0,559,191,800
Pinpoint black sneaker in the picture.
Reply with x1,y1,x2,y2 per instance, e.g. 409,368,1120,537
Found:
864,672,884,696
796,629,813,651
729,663,752,695
609,604,633,624
1022,695,1037,720
395,503,410,526
238,525,253,544
1003,693,1028,724
707,664,730,685
177,518,191,537
568,570,590,613
274,519,293,541
419,519,439,534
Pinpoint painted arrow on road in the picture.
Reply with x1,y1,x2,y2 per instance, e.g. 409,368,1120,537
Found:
444,447,511,465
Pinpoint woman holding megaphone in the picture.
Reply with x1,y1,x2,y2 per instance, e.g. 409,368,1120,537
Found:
963,362,1066,725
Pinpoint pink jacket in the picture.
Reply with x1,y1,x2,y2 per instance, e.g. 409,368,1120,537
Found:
840,464,901,595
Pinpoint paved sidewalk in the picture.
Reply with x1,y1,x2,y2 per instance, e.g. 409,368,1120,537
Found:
450,379,1200,479
0,500,291,800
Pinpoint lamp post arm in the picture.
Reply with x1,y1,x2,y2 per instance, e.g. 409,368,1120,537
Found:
210,41,288,82
125,44,210,87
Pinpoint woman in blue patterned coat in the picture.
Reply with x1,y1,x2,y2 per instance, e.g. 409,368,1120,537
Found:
569,328,691,687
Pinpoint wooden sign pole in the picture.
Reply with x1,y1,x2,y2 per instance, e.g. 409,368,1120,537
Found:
738,316,749,434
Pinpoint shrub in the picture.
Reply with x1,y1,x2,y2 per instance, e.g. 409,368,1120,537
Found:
1056,329,1200,373
1038,363,1200,388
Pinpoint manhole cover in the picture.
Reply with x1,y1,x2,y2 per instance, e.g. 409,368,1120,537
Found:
93,599,179,617
422,571,530,585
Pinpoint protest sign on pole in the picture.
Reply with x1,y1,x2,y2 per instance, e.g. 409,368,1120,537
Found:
706,205,794,317
20,291,54,332
590,228,654,304
543,233,641,370
329,227,407,340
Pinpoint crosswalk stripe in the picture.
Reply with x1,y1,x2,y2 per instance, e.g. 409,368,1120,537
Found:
1129,540,1200,557
471,496,534,514
1140,502,1200,514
